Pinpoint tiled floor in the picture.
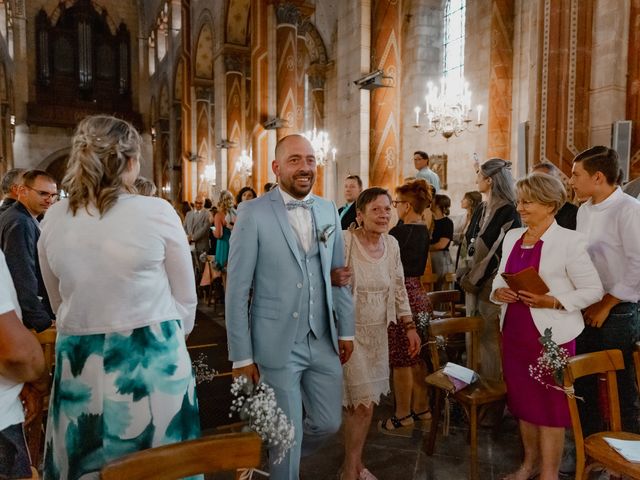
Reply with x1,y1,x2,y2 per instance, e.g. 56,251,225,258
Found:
192,301,561,480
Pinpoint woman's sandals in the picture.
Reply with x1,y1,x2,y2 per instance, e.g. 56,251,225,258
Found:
379,410,432,435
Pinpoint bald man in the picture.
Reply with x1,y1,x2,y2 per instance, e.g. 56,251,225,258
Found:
226,134,354,480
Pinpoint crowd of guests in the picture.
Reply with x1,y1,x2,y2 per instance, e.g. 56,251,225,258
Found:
0,115,638,480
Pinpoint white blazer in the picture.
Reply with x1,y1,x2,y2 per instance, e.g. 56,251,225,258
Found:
491,221,604,345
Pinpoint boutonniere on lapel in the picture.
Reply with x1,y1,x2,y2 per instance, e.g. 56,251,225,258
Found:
318,224,336,247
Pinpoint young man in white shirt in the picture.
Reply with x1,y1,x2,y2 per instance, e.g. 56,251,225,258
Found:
570,145,640,435
0,250,45,478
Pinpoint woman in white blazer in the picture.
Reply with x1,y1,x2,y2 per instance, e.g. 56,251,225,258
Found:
491,173,603,480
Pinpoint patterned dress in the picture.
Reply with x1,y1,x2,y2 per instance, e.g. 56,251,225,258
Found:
342,232,412,408
43,320,201,480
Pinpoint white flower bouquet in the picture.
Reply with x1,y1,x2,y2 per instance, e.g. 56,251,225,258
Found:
528,327,571,391
230,376,296,465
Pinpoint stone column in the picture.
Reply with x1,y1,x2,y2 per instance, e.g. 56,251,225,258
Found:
487,0,515,160
226,54,246,194
627,1,640,178
370,0,401,192
275,3,299,139
250,0,270,191
296,22,308,131
180,0,195,200
309,66,326,195
534,0,594,176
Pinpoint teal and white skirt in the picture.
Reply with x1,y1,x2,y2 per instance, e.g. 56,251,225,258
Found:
43,320,201,480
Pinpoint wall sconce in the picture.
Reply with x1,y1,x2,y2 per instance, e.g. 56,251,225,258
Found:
10,114,15,142
151,126,157,144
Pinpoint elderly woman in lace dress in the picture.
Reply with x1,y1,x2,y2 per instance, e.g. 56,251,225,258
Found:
338,187,421,480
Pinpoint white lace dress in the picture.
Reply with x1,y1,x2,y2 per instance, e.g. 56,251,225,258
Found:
342,231,412,408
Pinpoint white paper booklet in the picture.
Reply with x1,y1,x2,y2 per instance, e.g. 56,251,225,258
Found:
443,362,479,384
603,437,640,463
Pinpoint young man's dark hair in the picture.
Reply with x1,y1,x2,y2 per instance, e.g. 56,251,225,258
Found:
572,146,621,185
345,174,362,189
414,151,429,162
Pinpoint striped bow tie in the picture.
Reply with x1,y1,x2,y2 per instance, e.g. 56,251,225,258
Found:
286,199,314,210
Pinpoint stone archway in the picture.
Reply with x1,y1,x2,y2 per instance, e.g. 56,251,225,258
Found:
37,147,71,185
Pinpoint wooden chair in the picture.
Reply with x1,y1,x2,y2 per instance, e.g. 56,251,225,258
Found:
426,289,461,318
24,327,57,468
634,341,640,392
423,316,507,480
564,349,640,480
101,432,262,480
421,272,439,292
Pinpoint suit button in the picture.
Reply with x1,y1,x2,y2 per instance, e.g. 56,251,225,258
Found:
293,312,299,318
297,283,303,288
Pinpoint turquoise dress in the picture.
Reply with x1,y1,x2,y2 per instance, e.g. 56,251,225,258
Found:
214,226,231,271
43,320,201,480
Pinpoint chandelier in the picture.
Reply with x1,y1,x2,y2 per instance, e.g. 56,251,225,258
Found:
203,164,216,185
236,149,253,177
414,78,483,139
303,128,336,166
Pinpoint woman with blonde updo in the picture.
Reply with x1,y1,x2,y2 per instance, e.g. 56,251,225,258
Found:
213,190,237,287
38,115,200,479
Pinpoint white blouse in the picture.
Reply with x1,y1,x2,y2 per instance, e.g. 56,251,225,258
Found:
38,195,197,335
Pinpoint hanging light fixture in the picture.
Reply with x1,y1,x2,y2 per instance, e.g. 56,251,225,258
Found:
236,149,253,177
413,77,483,139
203,164,216,185
303,128,334,166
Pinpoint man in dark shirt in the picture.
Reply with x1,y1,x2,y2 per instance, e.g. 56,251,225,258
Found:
531,161,578,229
0,169,25,217
0,170,57,331
338,175,362,230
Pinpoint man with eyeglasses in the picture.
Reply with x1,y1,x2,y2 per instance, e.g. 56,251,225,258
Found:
0,169,56,331
183,195,211,260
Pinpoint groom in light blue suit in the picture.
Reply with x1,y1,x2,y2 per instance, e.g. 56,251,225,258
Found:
226,134,355,480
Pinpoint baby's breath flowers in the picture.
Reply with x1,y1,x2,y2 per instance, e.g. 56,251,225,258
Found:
230,376,296,465
529,328,570,390
192,353,219,384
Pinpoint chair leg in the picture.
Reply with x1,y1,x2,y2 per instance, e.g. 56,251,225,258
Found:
469,405,478,480
425,390,442,455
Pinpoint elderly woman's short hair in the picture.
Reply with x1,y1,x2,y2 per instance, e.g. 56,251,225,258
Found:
516,173,567,214
356,187,391,212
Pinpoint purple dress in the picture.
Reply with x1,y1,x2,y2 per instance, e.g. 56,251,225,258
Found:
502,237,574,428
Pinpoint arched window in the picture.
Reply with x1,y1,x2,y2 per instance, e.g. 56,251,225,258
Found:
443,0,465,90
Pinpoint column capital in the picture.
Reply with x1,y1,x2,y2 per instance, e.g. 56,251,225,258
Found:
223,52,249,75
275,3,300,26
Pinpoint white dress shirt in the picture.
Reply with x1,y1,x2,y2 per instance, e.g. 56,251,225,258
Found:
576,187,640,303
279,188,314,251
0,251,25,431
38,195,198,335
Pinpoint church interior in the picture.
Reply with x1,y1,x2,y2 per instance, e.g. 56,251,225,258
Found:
1,0,638,209
1,0,639,479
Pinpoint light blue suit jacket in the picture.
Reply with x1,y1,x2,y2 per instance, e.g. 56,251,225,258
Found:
226,188,355,369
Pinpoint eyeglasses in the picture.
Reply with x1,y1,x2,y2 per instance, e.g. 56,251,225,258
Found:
25,186,58,201
392,200,409,208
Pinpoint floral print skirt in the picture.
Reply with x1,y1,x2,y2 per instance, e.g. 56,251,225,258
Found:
43,320,201,480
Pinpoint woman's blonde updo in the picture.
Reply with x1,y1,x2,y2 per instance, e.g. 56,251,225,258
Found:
63,115,142,216
217,190,235,212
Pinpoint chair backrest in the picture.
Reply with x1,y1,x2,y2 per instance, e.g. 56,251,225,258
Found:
33,328,57,384
563,349,625,479
101,432,262,480
426,316,482,371
426,289,461,317
421,272,439,292
634,342,640,393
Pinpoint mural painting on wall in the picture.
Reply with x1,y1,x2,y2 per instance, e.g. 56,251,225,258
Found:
430,154,448,190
